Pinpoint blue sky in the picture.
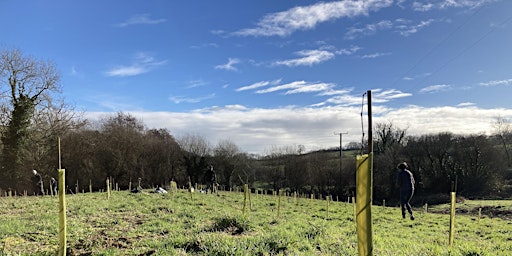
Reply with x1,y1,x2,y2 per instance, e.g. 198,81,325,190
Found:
1,0,512,154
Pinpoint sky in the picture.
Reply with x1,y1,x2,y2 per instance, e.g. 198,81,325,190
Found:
1,0,512,155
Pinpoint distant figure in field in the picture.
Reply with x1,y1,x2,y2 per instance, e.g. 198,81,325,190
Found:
204,165,217,194
50,177,58,196
31,170,44,196
397,162,415,220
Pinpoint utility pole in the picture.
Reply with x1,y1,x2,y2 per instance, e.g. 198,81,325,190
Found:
334,131,348,182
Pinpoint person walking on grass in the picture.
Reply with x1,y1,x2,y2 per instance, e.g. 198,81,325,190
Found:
204,165,217,194
397,162,415,220
32,169,44,196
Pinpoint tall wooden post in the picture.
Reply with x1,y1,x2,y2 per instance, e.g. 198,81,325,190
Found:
356,90,373,256
58,137,67,256
368,90,373,154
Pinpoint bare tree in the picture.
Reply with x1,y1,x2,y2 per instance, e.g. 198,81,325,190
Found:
177,133,211,157
178,133,212,185
0,49,61,192
492,116,512,167
98,112,145,188
213,139,240,187
141,129,182,187
449,135,502,195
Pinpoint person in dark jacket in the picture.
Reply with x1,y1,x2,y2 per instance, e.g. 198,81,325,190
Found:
397,162,415,220
32,170,44,196
204,165,217,194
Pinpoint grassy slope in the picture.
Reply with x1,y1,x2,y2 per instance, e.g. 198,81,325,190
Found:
0,190,511,256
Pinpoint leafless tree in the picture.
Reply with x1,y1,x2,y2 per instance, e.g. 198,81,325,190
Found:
0,48,61,192
178,133,212,185
492,116,512,167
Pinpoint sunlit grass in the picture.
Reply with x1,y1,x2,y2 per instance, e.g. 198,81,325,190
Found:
0,190,511,255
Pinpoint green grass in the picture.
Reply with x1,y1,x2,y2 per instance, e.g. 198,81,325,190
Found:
0,190,511,255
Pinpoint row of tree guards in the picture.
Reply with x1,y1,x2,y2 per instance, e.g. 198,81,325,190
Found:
50,91,462,256
55,172,464,255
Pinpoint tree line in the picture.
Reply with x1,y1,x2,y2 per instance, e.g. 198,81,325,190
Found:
1,48,511,204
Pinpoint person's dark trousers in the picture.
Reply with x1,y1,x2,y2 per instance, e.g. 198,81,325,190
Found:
400,189,414,219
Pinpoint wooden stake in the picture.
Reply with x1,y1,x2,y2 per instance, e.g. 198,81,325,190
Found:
57,138,67,256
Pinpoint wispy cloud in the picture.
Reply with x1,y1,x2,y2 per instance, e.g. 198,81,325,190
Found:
272,45,361,67
314,93,364,107
232,0,393,37
412,2,435,11
169,93,216,104
236,79,282,92
412,0,496,11
360,52,391,59
372,88,412,102
215,58,241,71
346,19,435,39
336,45,362,55
419,84,451,93
457,102,476,107
273,50,335,67
396,19,435,36
186,79,209,88
114,13,166,27
254,81,335,95
105,52,167,77
403,72,432,80
345,20,393,39
313,88,411,107
236,79,410,107
479,78,512,86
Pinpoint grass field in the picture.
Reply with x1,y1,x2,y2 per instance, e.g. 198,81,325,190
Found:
0,189,511,255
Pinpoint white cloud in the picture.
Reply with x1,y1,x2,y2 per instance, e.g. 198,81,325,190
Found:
115,13,166,27
106,66,146,77
345,20,393,39
284,83,335,94
236,79,282,92
253,81,336,95
419,84,451,93
215,58,241,71
403,72,432,81
84,104,512,154
457,102,476,107
397,19,435,36
232,0,393,37
317,93,366,107
346,19,435,39
169,93,216,104
412,0,496,11
105,52,167,77
360,52,391,59
237,79,409,107
256,81,309,94
379,104,506,136
480,78,512,86
412,2,435,11
372,88,412,102
273,49,335,67
336,45,362,55
186,79,209,88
